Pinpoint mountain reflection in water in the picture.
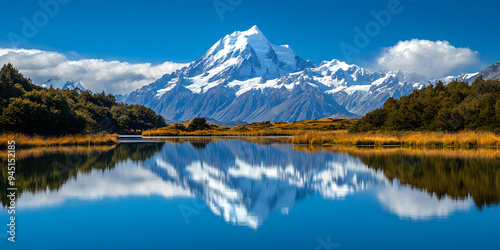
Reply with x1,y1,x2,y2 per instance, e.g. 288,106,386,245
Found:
2,139,499,229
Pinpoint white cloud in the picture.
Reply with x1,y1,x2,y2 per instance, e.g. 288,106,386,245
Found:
18,160,193,209
376,39,480,78
0,48,188,94
377,184,472,220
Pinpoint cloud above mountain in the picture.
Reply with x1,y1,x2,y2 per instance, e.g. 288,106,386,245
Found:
376,39,481,78
0,48,188,94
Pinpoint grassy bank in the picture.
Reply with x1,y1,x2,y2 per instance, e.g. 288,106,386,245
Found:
144,118,500,149
143,118,357,137
0,133,118,149
0,145,117,160
293,145,500,159
290,131,500,149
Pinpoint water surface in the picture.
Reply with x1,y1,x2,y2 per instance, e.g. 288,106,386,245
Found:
1,138,499,249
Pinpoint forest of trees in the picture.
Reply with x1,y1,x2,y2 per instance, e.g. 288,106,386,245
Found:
349,77,500,133
0,63,166,135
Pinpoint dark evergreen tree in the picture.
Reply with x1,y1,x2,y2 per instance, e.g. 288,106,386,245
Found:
187,117,211,131
0,64,166,135
350,78,500,133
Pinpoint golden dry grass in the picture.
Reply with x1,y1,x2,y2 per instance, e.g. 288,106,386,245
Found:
293,145,500,159
290,131,500,149
143,118,357,137
0,133,118,149
0,145,116,160
144,118,500,149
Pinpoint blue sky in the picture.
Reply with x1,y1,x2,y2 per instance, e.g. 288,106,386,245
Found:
0,0,498,93
1,0,499,64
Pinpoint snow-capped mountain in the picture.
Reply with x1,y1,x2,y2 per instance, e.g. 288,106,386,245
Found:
476,61,500,80
17,140,474,228
139,140,390,228
293,61,432,115
40,78,86,91
436,61,500,84
180,25,314,83
121,26,478,122
436,72,479,84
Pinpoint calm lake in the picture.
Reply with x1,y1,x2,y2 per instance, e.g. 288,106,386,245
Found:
1,138,499,250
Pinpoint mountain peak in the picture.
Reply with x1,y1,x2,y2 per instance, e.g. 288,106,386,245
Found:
226,25,270,54
186,26,313,83
319,59,354,71
478,61,500,80
238,25,263,36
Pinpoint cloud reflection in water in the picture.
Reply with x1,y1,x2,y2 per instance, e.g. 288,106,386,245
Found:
17,140,476,228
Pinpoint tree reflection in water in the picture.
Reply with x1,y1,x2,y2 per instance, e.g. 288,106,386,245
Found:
1,139,498,228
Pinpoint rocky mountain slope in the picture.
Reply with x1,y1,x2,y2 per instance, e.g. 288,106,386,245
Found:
122,26,484,122
477,61,500,80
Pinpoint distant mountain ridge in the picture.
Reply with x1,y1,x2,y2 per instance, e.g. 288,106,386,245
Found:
121,26,491,123
477,62,500,80
39,78,86,91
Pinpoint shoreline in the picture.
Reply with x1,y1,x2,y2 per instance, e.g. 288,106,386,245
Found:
0,133,118,149
2,130,500,150
290,131,500,149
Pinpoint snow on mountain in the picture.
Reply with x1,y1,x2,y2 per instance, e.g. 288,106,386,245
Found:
171,25,314,96
288,61,432,115
476,61,500,80
137,140,471,228
121,26,479,122
189,25,311,81
139,140,390,228
39,78,86,91
17,140,474,227
436,72,479,84
440,61,500,84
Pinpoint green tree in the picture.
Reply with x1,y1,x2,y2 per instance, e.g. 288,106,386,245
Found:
0,64,167,135
187,117,211,131
350,78,500,133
